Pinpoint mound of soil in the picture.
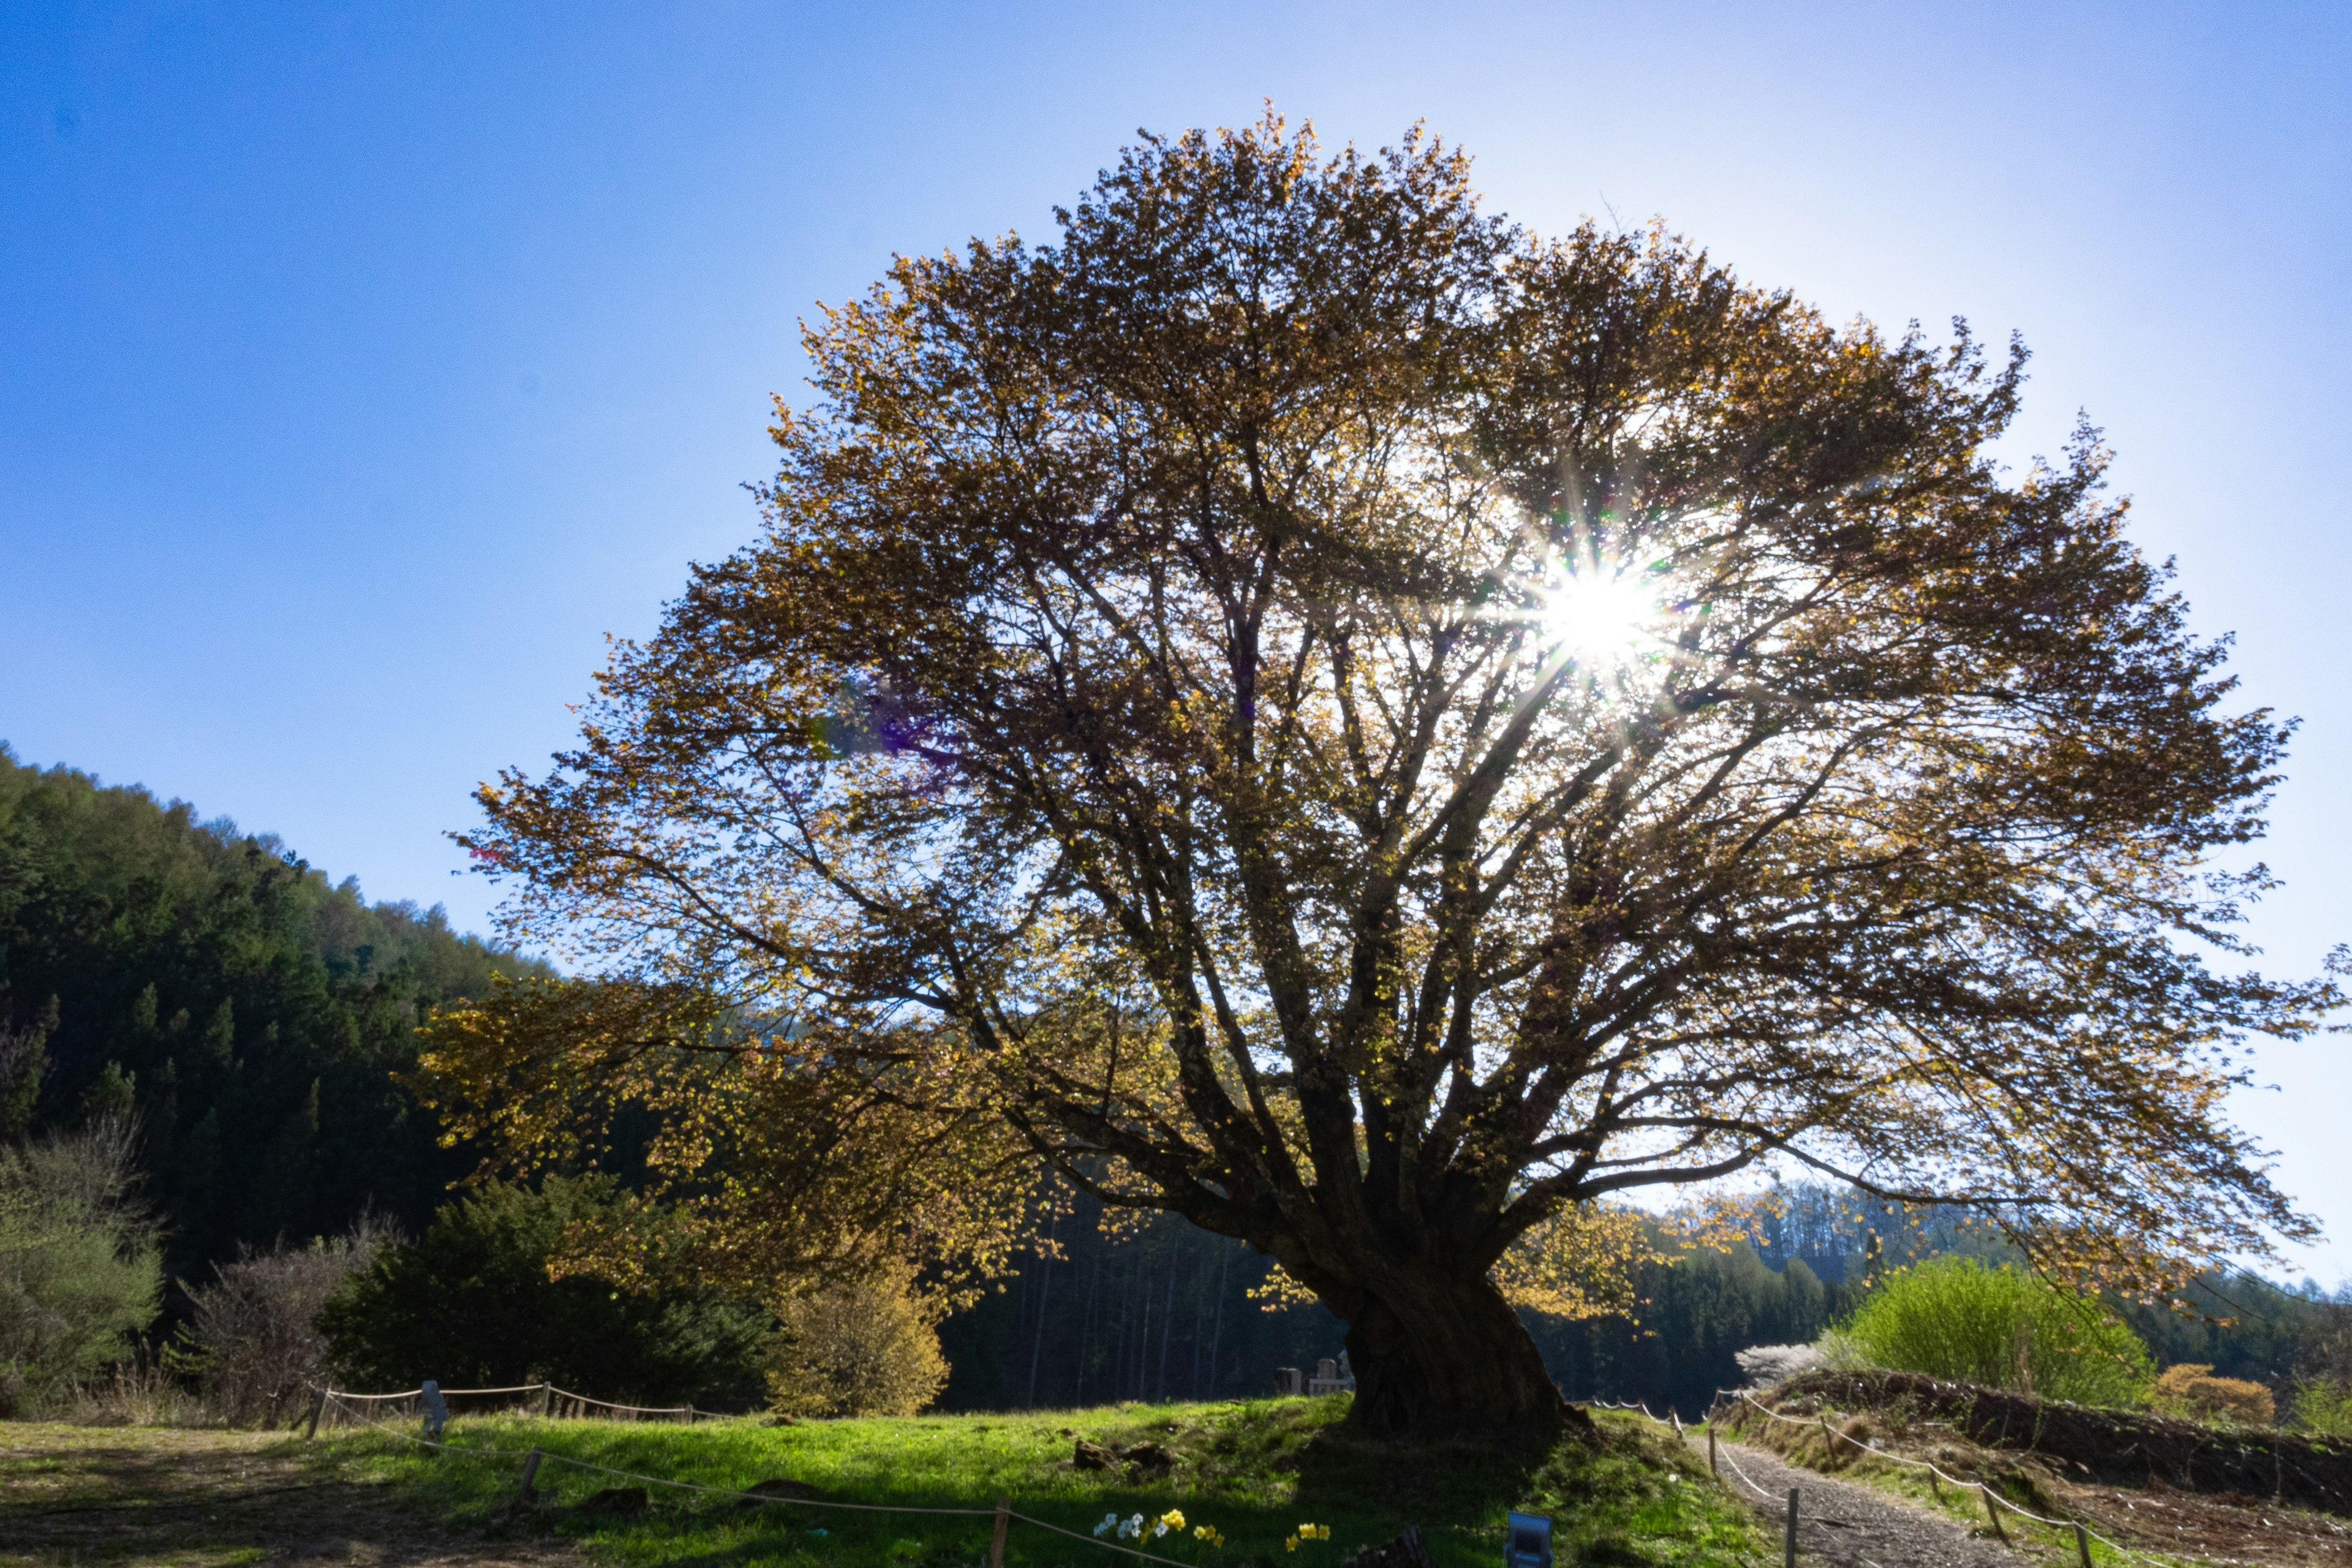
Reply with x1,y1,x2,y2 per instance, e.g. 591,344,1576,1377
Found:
1730,1370,2352,1517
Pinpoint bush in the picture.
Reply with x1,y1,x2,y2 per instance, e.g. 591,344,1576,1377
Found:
1841,1256,2152,1406
317,1175,769,1406
766,1259,948,1418
174,1222,388,1427
0,1118,162,1414
2150,1362,2274,1426
2293,1376,2352,1436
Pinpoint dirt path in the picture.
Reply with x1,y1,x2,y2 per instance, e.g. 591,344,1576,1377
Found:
0,1423,586,1567
1694,1434,2030,1568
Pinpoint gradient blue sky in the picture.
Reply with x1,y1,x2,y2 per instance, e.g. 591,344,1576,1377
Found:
4,2,2345,1280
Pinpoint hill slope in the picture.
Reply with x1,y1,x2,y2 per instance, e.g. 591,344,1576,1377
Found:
0,745,543,1276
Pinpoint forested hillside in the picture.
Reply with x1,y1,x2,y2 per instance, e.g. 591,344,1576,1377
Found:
0,746,545,1278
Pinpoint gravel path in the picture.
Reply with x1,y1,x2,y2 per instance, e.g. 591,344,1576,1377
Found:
1694,1435,2032,1568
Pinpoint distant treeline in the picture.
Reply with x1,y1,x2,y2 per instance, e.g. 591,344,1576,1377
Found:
1532,1187,2349,1418
949,1182,2348,1419
0,746,545,1278
936,1185,1349,1411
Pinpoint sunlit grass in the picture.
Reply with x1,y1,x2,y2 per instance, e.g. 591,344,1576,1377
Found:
323,1398,1772,1567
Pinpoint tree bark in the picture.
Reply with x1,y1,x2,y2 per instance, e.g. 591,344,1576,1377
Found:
1338,1265,1590,1442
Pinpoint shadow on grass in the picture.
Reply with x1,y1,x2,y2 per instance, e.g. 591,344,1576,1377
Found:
318,1401,1768,1568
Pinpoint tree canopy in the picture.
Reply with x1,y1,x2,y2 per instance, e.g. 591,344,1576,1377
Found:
441,113,2336,1438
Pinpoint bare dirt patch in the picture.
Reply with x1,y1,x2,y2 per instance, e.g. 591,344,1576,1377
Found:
0,1422,587,1567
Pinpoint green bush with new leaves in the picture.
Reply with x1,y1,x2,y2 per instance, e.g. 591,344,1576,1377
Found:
0,1120,162,1414
1842,1256,2152,1407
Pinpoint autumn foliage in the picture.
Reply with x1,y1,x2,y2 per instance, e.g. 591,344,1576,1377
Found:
429,111,2337,1438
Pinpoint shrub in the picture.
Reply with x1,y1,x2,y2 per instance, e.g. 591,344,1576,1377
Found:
0,1118,162,1414
174,1222,389,1427
1841,1256,2152,1406
766,1259,948,1419
317,1175,769,1406
2149,1363,2274,1426
2293,1376,2352,1436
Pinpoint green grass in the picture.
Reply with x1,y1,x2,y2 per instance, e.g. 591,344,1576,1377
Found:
323,1398,1773,1567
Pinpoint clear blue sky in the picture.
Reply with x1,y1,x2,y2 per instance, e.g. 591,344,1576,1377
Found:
4,2,2345,1282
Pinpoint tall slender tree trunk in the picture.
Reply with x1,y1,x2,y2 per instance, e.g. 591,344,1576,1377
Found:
1155,1253,1177,1400
1134,1248,1152,1399
1205,1245,1229,1398
1025,1190,1060,1409
1074,1246,1103,1407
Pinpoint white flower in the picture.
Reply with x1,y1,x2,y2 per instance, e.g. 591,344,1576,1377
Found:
1154,1521,1170,1538
1095,1515,1120,1538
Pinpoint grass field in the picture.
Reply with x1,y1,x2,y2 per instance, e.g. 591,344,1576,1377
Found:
311,1396,1772,1567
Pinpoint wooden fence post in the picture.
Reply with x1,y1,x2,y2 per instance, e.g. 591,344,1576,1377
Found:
304,1388,329,1441
1708,1428,1717,1476
538,1384,552,1419
2073,1520,2092,1567
516,1447,545,1508
1983,1487,2006,1542
1783,1488,1798,1568
990,1498,1011,1568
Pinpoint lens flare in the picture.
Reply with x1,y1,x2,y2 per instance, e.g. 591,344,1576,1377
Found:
1540,565,1660,665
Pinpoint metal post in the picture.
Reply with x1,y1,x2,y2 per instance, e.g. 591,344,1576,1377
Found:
1983,1487,2006,1542
2074,1520,2092,1567
990,1498,1011,1568
1783,1488,1798,1568
304,1387,328,1441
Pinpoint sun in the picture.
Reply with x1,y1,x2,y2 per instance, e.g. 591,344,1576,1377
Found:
1540,565,1662,666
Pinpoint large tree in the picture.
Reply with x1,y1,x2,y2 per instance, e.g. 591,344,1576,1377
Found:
453,115,2335,1439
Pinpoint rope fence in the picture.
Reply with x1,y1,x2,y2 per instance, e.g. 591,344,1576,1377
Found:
307,1381,712,1432
1593,1385,2180,1568
307,1385,1207,1568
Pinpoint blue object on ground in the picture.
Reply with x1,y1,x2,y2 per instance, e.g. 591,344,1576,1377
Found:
1504,1511,1553,1568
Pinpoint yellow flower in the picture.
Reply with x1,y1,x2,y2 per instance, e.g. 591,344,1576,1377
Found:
1285,1537,1300,1553
1161,1510,1186,1531
1195,1526,1213,1540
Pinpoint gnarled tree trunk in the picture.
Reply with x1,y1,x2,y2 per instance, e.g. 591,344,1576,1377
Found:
1331,1265,1589,1442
